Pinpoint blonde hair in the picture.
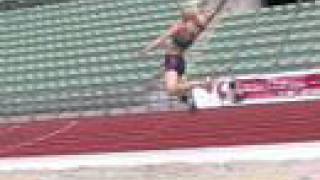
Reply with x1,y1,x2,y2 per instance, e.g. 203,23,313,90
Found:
180,0,199,20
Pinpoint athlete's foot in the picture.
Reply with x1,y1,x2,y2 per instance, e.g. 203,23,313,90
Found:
189,96,197,112
178,94,197,111
179,95,189,104
228,80,241,103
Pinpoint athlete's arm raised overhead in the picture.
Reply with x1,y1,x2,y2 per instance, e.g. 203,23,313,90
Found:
196,0,228,30
193,0,228,41
209,0,227,22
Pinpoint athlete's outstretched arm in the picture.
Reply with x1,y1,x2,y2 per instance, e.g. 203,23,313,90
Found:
203,0,228,26
195,0,228,32
194,0,228,41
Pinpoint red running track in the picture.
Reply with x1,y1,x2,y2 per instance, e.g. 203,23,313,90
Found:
0,101,320,157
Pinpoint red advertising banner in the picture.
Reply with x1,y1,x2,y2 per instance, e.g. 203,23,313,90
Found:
237,73,320,100
193,70,320,108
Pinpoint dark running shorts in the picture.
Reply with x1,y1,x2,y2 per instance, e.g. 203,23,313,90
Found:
164,54,186,76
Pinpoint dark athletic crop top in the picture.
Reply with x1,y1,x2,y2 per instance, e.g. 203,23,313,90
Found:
172,16,206,49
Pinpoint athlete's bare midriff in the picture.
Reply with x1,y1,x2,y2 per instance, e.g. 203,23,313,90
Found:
165,22,200,57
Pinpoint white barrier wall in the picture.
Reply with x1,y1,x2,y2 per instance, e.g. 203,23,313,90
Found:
192,69,320,109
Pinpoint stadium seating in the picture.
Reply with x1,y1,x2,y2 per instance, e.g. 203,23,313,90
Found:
0,0,319,117
190,1,320,76
0,0,180,116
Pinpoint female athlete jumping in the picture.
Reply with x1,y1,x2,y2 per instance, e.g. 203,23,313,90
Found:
141,0,227,102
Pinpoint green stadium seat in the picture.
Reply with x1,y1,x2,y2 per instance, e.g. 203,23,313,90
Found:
0,0,177,116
